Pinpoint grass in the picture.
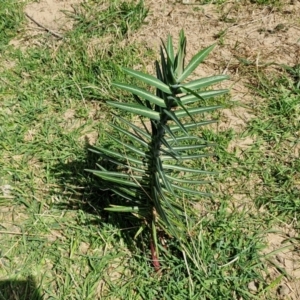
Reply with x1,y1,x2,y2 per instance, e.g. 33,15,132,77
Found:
0,0,299,299
245,68,300,217
0,0,25,51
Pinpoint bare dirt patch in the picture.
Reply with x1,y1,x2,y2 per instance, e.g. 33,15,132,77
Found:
25,0,78,33
10,0,81,47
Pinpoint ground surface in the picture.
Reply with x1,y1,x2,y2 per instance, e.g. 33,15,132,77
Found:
0,0,299,299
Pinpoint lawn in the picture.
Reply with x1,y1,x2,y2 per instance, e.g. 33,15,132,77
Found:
0,0,299,299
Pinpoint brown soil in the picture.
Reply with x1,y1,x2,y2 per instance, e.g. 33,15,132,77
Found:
25,0,77,33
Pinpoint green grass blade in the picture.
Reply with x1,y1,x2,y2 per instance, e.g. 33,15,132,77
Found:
177,44,216,82
107,101,160,120
112,83,167,108
123,67,171,94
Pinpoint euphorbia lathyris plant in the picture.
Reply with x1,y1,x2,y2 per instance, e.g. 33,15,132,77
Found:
87,30,228,271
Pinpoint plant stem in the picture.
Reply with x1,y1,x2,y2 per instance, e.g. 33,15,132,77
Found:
150,233,160,272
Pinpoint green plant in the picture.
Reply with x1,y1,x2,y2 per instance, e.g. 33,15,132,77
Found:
87,30,229,271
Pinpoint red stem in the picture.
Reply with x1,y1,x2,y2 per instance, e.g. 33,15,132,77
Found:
150,238,160,272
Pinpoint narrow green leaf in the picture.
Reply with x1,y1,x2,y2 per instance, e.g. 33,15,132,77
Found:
161,124,176,142
134,225,146,239
170,120,217,132
161,153,214,161
139,117,152,136
104,158,146,174
95,157,125,171
107,101,160,120
111,188,137,202
160,147,180,161
156,159,174,193
171,144,213,151
166,34,174,63
181,89,229,105
162,164,216,174
90,147,144,166
89,170,143,181
160,46,168,83
171,184,212,197
112,83,166,108
109,126,147,148
105,205,141,212
154,173,182,222
123,68,172,94
161,37,176,83
179,153,214,159
165,175,211,184
177,44,216,82
113,114,151,140
113,186,138,198
181,75,229,91
109,135,147,157
163,109,188,135
175,106,221,118
152,184,170,226
165,136,201,143
86,170,142,187
174,29,186,79
167,95,195,122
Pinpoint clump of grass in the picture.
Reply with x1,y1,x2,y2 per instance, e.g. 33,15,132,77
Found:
67,0,148,38
0,0,25,51
245,68,300,217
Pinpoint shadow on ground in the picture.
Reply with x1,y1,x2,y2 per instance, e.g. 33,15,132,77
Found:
0,276,42,300
52,139,145,251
